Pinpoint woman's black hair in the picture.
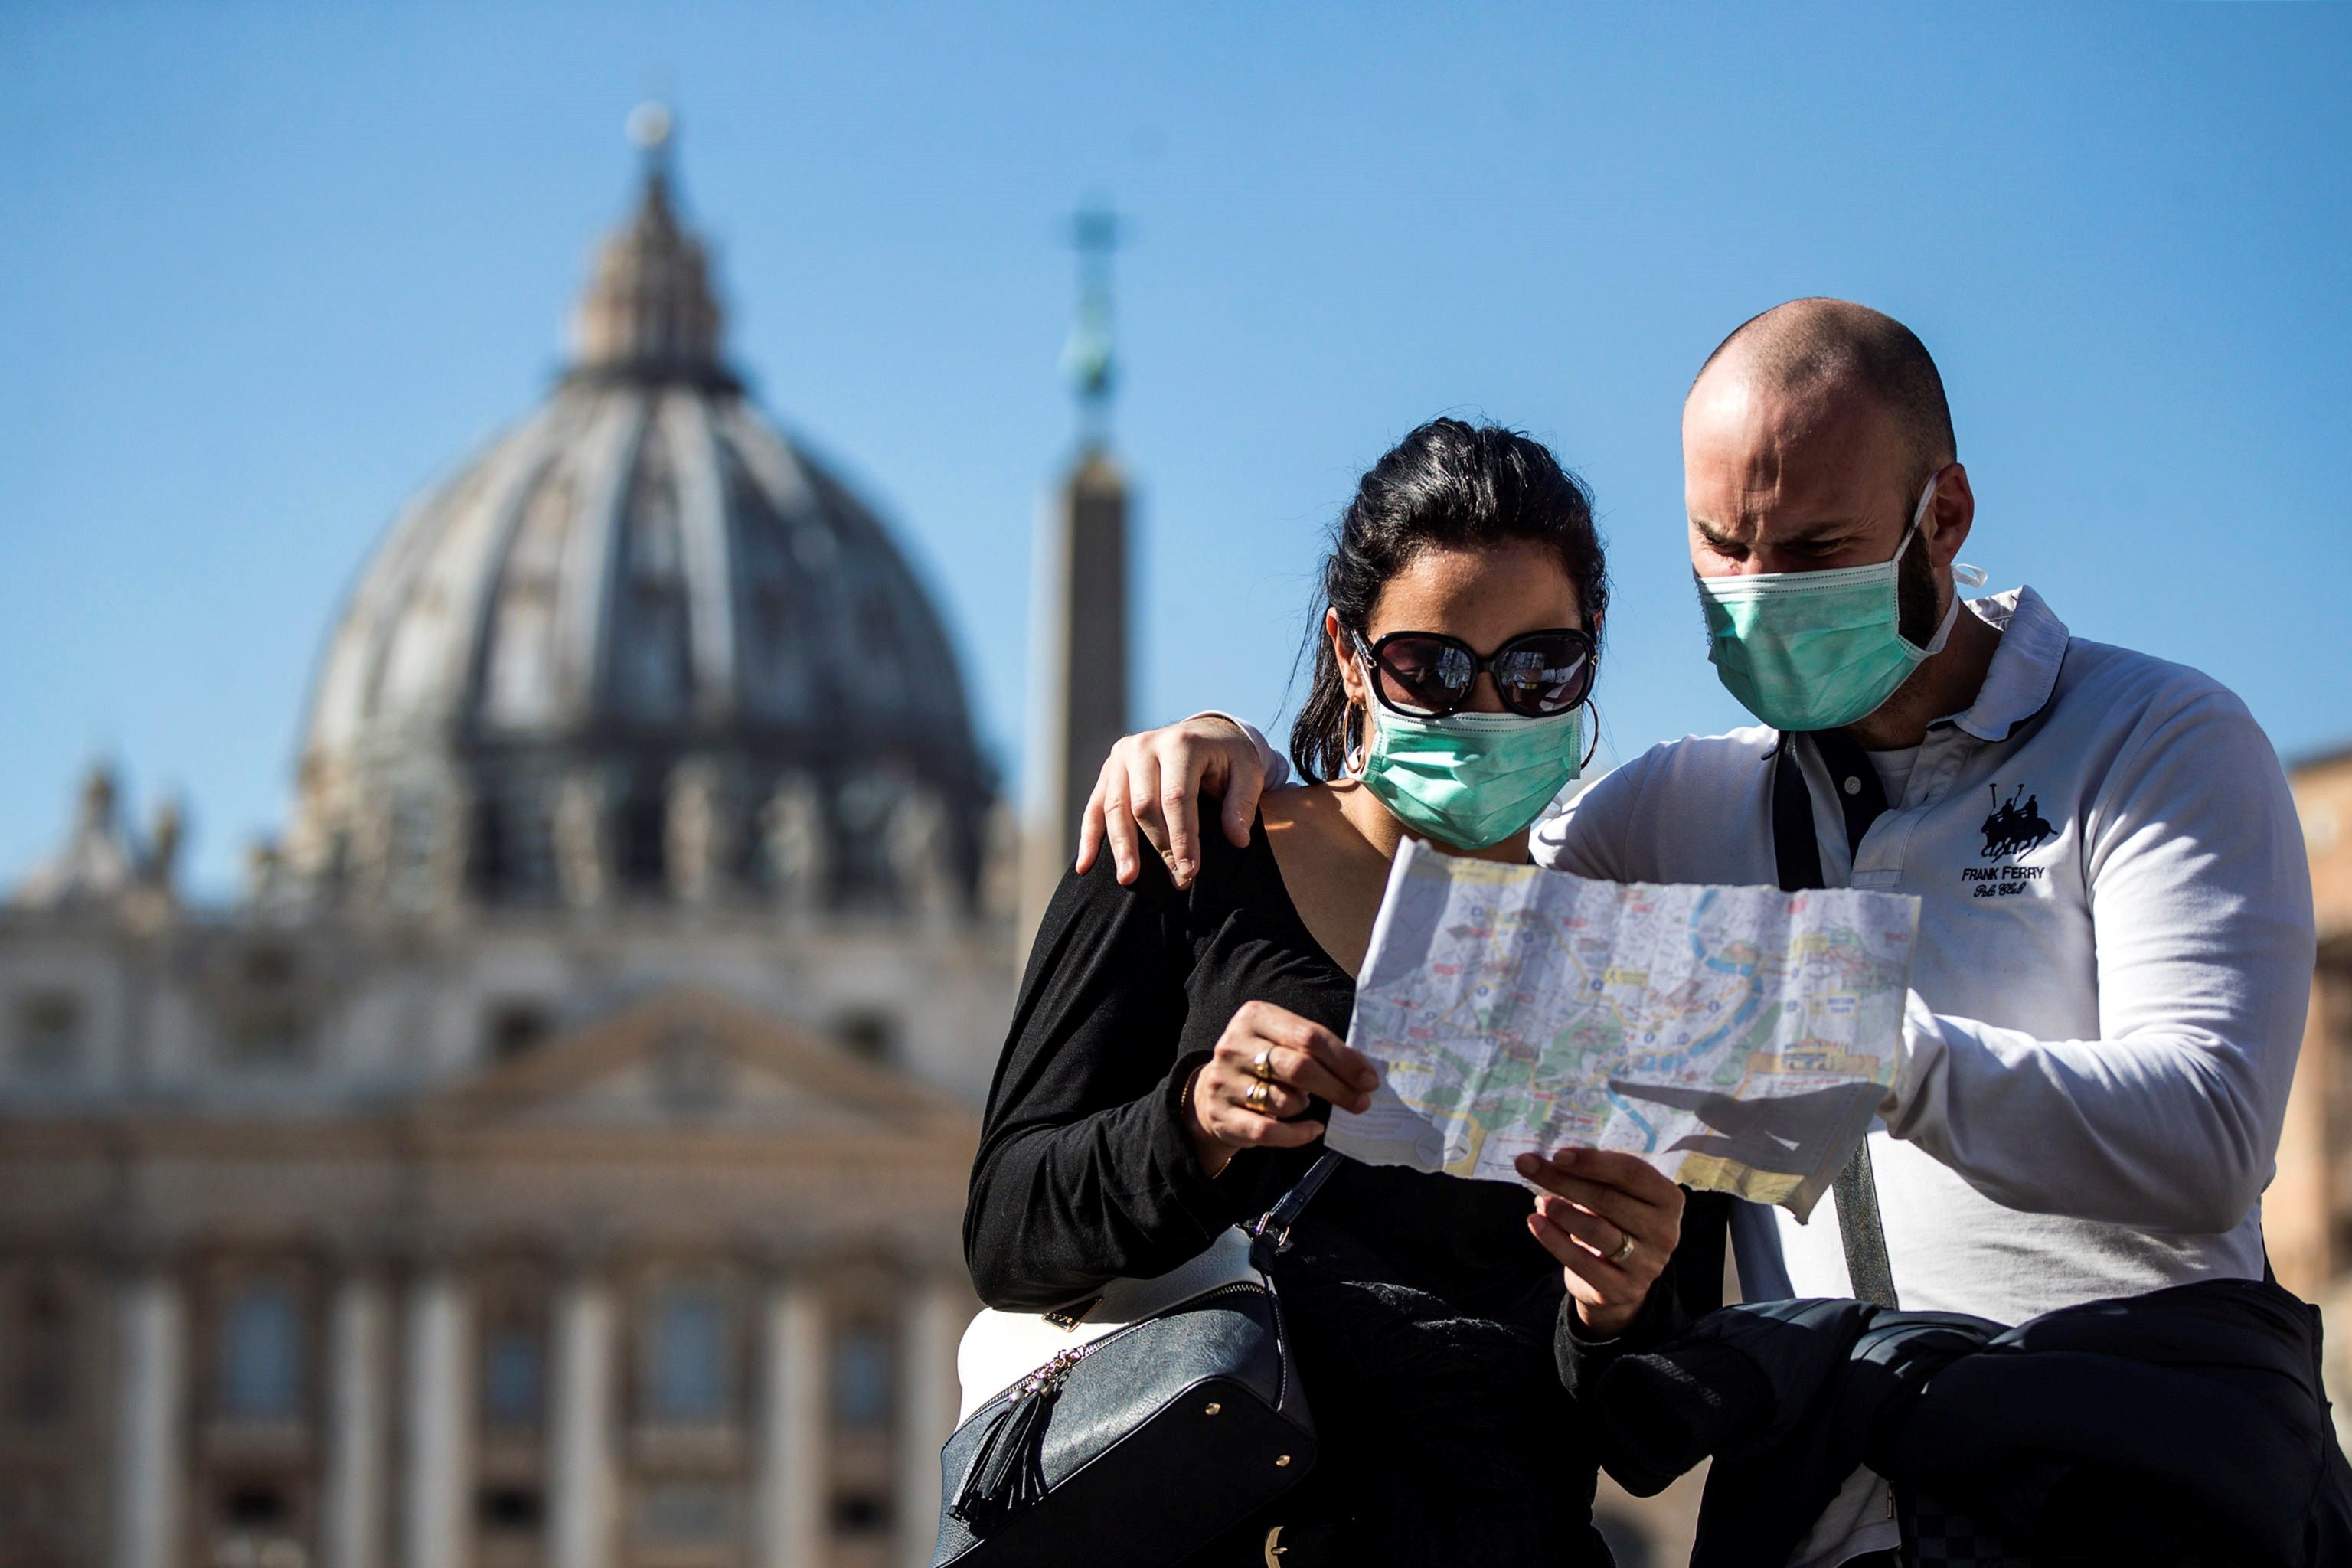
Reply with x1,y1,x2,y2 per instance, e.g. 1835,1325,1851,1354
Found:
1288,418,1607,783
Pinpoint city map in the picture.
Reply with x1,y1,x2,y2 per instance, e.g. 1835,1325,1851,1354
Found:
1325,841,1921,1220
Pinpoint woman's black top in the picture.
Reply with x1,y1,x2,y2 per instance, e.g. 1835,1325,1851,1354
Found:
965,815,1619,1567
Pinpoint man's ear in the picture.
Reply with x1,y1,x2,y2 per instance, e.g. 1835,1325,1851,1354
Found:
1926,463,1977,569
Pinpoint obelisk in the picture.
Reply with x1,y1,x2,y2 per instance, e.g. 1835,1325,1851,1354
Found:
1021,204,1132,948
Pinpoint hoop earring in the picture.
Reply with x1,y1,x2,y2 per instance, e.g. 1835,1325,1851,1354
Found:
1579,700,1602,770
1342,703,1368,779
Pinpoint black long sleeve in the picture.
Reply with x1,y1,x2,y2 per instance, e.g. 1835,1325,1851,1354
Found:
962,819,1613,1565
965,851,1254,1309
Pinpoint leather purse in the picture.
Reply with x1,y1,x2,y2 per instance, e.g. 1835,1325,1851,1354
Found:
930,1154,1341,1568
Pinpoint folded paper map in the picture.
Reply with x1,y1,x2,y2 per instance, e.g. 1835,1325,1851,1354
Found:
1326,840,1921,1220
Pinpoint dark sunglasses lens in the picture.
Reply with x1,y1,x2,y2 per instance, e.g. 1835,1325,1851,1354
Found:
1492,635,1592,717
1375,635,1475,714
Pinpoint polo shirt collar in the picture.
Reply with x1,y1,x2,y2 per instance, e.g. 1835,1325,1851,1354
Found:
1949,585,2068,743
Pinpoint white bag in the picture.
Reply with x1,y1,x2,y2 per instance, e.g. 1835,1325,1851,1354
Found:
952,1225,1262,1423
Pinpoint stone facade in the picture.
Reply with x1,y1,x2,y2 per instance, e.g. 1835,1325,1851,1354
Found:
2265,746,2352,1444
0,113,1011,1568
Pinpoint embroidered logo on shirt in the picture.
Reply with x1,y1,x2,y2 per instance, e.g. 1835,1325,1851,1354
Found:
1978,784,2054,861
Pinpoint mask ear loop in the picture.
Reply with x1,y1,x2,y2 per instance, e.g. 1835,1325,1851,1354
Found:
1579,700,1602,771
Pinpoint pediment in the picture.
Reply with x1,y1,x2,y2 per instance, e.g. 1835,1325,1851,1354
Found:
419,988,972,1144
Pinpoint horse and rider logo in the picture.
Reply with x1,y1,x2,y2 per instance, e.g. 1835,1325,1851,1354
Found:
1981,783,2054,861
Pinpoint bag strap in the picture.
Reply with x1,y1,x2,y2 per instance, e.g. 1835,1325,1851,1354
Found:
1248,1151,1344,1269
1771,736,1901,1310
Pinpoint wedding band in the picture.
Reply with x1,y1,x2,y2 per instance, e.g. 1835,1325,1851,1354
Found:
1251,1048,1277,1083
1608,1233,1638,1266
1246,1080,1273,1113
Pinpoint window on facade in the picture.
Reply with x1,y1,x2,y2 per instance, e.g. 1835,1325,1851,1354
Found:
831,1325,892,1429
225,949,307,1068
638,1481,733,1544
15,991,82,1077
832,1491,890,1535
645,1285,733,1425
227,1003,307,1067
479,1484,544,1534
486,1003,552,1061
217,1282,302,1422
835,1010,897,1065
472,794,557,904
8,1279,71,1425
619,786,667,892
224,1484,289,1527
480,1321,545,1431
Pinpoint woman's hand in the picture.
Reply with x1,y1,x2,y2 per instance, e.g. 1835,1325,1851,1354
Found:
1184,1001,1378,1178
1514,1148,1685,1339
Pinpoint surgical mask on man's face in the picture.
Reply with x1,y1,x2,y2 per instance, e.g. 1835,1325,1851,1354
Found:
1693,474,1968,733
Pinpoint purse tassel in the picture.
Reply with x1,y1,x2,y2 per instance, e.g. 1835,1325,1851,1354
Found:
949,1347,1089,1530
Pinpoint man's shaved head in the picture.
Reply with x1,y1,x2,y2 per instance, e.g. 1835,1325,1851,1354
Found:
1692,299,1956,482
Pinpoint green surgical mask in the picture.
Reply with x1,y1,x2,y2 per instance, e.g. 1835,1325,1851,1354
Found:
1694,475,1971,732
1354,705,1585,851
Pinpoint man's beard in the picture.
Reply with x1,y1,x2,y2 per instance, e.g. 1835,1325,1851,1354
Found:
1896,525,1945,648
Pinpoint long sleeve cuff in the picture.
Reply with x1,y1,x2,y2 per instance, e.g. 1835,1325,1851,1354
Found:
1151,1048,1259,1237
1187,712,1292,789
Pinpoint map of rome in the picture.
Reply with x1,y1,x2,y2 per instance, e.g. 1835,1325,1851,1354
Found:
1325,841,1922,1219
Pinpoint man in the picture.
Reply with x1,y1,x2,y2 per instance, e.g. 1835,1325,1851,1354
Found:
1073,299,2318,1564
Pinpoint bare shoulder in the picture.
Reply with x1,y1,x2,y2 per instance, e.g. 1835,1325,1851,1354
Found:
1258,782,1341,832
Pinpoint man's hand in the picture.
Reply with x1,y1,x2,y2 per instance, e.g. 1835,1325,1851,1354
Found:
1515,1148,1685,1339
1074,716,1269,890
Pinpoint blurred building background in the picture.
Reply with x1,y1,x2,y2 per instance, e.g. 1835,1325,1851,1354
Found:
2267,747,2352,1432
0,112,1141,1568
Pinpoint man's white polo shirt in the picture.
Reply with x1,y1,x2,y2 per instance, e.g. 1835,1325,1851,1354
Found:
1536,586,2315,1563
1540,586,2311,1318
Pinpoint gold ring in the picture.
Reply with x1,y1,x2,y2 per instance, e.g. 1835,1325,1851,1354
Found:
1608,1233,1637,1266
1251,1048,1277,1083
1246,1080,1273,1113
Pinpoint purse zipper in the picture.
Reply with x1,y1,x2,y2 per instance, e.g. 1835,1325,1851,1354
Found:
982,1279,1269,1411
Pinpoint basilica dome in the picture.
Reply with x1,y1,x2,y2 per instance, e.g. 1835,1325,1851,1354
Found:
288,122,990,913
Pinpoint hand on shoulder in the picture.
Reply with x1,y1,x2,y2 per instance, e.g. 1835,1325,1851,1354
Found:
1075,716,1266,890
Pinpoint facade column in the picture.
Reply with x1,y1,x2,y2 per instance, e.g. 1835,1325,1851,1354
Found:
110,1268,187,1568
547,1272,617,1568
895,1275,966,1568
325,1272,392,1568
755,1275,827,1568
402,1269,473,1568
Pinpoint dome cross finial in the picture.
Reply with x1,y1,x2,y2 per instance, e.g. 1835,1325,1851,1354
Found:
1062,198,1124,449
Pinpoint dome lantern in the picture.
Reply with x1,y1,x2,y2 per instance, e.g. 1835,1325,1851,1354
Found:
570,104,733,390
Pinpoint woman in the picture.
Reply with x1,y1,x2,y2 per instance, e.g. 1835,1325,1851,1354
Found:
965,420,1690,1566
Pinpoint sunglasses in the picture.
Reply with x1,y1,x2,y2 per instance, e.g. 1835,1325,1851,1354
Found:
1351,626,1597,719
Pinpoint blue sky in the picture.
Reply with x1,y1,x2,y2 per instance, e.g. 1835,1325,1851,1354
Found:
4,2,2348,897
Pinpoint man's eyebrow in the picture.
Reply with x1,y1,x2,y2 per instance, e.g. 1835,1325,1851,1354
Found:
1692,514,1867,549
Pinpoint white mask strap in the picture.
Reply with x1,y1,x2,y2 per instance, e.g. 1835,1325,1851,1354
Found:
1906,468,1977,655
1917,591,1965,658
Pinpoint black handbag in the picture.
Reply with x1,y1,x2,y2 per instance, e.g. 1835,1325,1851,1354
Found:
931,1153,1341,1568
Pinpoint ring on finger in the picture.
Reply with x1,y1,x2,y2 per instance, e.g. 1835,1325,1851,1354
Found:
1246,1080,1274,1114
1608,1232,1637,1266
1250,1048,1277,1083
